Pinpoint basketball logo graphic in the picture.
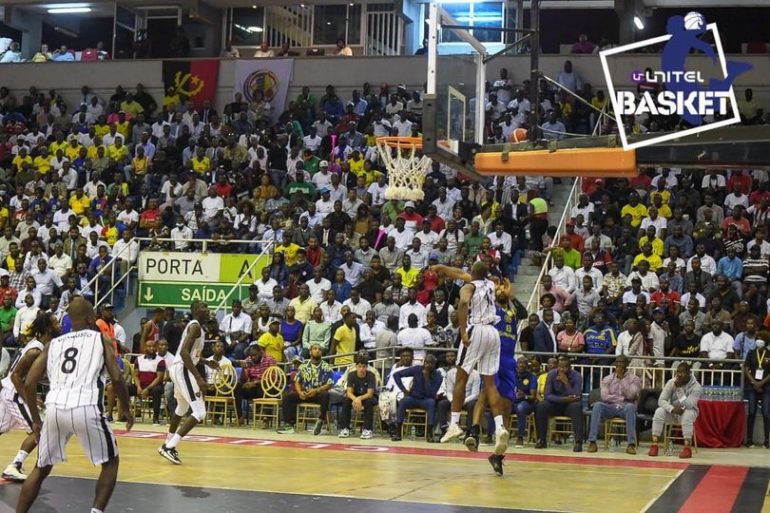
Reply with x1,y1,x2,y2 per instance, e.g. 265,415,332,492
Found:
243,70,280,103
683,11,705,32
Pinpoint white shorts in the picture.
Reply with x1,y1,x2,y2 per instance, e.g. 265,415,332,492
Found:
0,393,33,435
169,364,206,416
458,324,500,376
37,405,118,467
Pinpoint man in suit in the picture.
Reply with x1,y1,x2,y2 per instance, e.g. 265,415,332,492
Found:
199,101,218,124
532,309,557,353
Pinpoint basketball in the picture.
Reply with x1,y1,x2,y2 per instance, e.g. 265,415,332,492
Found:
684,11,705,31
510,128,528,143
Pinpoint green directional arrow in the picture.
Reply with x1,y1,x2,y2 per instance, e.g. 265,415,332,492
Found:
143,286,154,302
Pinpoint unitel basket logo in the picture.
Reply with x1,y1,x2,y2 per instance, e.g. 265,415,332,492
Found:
598,12,753,151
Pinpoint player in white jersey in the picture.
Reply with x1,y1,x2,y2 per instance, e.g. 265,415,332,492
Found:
16,297,133,513
158,300,219,465
432,263,510,455
0,312,59,482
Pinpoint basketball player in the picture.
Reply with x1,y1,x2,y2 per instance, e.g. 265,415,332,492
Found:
0,313,59,482
466,284,518,476
432,263,510,456
158,301,218,465
16,297,133,513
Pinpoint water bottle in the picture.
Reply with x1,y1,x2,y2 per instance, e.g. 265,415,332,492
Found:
609,437,618,452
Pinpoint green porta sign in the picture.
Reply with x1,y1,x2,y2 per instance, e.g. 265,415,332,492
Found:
137,282,251,309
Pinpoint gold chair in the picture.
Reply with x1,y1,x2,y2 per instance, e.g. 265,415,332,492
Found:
604,418,628,449
296,402,332,432
401,408,428,439
663,423,698,453
252,366,286,429
508,413,536,443
205,364,239,427
549,416,574,443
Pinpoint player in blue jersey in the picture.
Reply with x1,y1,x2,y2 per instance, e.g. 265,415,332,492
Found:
465,281,518,476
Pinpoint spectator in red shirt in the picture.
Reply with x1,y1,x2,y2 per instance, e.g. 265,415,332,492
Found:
398,201,423,234
234,342,277,423
0,274,18,304
726,170,752,195
424,205,445,233
721,206,752,238
650,276,681,315
563,220,585,253
129,340,166,424
138,198,161,234
213,173,233,198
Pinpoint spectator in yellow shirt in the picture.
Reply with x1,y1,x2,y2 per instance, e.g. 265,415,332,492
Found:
120,94,144,117
395,254,419,288
94,117,110,137
632,242,663,272
65,138,83,160
33,148,51,175
274,232,301,267
258,319,285,363
69,188,91,216
620,193,648,228
190,147,212,175
11,149,32,173
108,139,129,166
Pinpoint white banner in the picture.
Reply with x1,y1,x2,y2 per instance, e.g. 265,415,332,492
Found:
138,252,220,283
234,59,294,122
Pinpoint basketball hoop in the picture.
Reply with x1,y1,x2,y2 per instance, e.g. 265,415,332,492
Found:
376,136,431,202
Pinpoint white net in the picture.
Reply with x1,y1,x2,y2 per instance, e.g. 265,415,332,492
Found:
376,139,431,201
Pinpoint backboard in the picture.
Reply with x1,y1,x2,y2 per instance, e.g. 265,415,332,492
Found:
422,2,485,174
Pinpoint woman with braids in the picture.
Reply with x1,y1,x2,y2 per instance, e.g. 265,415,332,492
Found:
0,312,60,482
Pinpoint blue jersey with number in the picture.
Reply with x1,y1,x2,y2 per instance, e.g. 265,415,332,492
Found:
494,306,518,401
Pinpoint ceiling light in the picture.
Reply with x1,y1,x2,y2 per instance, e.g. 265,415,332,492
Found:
252,4,257,8
48,7,91,13
633,15,644,30
246,26,263,33
300,3,305,7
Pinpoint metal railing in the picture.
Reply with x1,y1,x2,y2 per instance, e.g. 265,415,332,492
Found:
213,240,275,315
85,241,136,310
522,176,583,323
519,351,745,391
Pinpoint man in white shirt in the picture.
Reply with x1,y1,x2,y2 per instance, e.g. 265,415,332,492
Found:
431,188,455,221
574,254,603,290
342,289,371,322
47,242,73,278
396,313,433,360
31,259,63,305
548,254,577,294
306,267,331,303
253,267,278,303
220,299,253,359
320,289,343,323
13,294,40,339
303,127,322,153
112,229,140,274
201,187,224,223
340,252,364,286
699,321,735,363
415,221,440,253
170,220,194,251
405,238,428,270
315,188,334,216
399,290,427,329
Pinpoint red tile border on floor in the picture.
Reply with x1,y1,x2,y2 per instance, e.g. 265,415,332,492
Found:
115,430,690,470
678,465,748,513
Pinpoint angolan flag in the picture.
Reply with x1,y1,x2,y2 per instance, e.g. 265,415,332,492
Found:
162,59,219,109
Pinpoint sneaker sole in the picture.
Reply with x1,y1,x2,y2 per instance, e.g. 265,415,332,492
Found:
464,436,479,452
158,448,182,465
2,473,25,482
487,456,503,477
494,430,510,455
440,429,463,444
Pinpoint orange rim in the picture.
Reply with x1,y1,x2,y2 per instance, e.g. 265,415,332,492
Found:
376,136,423,149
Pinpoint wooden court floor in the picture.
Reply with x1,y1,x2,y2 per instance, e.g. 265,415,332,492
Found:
0,423,767,513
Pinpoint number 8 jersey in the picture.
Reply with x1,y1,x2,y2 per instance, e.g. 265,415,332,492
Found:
46,329,106,410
